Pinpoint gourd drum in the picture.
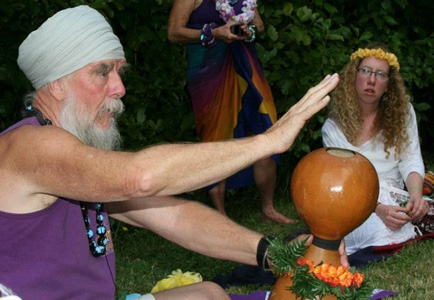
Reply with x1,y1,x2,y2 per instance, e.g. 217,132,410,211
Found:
269,147,379,300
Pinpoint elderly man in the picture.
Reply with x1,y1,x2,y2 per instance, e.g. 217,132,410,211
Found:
0,5,343,300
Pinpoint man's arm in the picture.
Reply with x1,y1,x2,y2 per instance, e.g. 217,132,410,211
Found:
1,74,338,204
107,197,262,266
148,74,338,196
107,197,349,268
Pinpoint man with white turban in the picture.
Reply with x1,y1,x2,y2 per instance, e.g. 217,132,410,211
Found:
0,5,345,300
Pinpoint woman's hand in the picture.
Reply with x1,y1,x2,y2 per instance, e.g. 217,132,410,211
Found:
406,195,429,222
376,203,411,231
405,173,427,222
290,234,349,268
338,239,349,268
212,22,247,43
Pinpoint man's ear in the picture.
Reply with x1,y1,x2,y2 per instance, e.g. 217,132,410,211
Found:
47,78,67,101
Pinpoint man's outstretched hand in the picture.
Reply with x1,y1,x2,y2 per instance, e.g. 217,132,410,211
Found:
266,73,339,154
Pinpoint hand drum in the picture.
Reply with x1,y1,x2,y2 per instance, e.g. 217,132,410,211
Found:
269,147,379,300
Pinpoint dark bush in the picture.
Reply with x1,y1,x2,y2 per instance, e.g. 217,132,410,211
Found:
1,0,432,158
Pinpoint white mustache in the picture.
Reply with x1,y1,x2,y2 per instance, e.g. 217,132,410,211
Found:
99,99,124,118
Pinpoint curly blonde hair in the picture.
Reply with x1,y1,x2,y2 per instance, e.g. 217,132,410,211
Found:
329,44,410,159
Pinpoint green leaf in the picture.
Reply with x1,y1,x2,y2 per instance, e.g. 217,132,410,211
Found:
136,108,146,124
359,31,373,41
326,33,344,41
301,143,310,153
323,3,338,15
290,26,307,44
264,48,278,63
283,3,293,16
384,15,398,25
414,102,431,111
296,6,313,23
381,0,392,10
267,24,279,41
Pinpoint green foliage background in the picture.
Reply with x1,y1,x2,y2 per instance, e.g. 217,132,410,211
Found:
0,1,433,297
1,0,433,158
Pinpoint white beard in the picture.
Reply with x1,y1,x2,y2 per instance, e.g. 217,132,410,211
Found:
58,93,124,151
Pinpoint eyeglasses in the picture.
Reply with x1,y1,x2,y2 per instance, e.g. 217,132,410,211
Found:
357,67,389,81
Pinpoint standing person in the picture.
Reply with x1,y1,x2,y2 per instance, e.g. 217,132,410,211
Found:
0,5,345,300
167,0,295,224
322,44,433,256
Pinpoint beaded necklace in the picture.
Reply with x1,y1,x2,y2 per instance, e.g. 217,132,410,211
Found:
24,104,52,125
80,202,108,257
215,0,257,23
25,104,108,257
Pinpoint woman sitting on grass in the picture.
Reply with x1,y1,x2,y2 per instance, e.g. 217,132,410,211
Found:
322,44,434,256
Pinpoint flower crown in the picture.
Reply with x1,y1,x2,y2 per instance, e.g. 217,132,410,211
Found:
350,48,400,71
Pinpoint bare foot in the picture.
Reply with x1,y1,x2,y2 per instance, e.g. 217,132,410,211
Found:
261,210,298,224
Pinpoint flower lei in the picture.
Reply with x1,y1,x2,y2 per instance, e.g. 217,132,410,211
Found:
267,237,373,300
215,0,257,23
151,269,202,293
350,48,400,71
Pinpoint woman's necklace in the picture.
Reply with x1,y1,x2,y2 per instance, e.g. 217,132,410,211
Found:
24,104,108,257
215,0,257,23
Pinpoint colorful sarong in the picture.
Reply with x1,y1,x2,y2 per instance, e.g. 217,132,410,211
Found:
186,41,279,189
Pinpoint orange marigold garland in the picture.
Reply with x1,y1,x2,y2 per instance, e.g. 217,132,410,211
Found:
267,237,373,300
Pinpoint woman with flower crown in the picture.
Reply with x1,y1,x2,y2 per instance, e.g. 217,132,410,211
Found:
168,0,295,224
321,44,434,258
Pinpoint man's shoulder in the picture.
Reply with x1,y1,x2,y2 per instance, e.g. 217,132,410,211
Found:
1,118,77,146
0,117,40,137
0,118,79,168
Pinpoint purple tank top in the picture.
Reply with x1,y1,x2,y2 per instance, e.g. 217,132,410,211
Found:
187,0,244,29
0,118,116,299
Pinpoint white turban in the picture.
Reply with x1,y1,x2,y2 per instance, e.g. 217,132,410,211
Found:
17,5,125,90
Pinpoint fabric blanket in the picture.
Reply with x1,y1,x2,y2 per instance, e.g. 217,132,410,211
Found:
349,232,434,268
213,265,275,289
229,291,268,300
219,234,434,300
228,290,398,300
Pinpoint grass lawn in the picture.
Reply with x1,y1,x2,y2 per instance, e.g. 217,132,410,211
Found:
114,151,434,300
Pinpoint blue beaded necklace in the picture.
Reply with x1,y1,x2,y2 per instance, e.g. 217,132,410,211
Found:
25,105,108,257
80,202,108,257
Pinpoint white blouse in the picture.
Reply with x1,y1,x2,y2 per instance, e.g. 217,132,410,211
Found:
321,103,425,255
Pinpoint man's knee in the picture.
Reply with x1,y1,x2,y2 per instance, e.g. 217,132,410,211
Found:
200,281,230,300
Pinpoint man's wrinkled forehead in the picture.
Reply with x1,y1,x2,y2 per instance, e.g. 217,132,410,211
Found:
87,59,129,74
68,60,129,82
